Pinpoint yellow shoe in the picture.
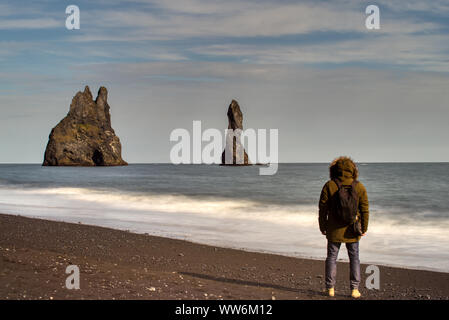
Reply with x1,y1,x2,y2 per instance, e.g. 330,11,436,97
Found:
351,289,361,299
327,288,335,297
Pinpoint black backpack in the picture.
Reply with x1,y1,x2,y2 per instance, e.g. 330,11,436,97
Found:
333,179,359,225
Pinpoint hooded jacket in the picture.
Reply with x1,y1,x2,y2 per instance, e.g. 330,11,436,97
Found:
318,157,369,243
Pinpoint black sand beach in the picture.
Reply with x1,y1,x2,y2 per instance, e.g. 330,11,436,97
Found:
1,214,448,300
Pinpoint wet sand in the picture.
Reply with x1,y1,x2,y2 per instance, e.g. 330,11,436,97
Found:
1,213,448,300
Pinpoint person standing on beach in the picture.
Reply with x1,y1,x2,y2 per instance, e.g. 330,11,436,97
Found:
318,156,369,298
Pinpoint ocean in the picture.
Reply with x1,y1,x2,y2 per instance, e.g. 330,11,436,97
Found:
0,163,448,272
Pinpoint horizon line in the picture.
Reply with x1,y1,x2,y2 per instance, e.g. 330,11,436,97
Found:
1,161,449,165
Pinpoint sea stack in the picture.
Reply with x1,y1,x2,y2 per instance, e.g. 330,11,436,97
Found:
43,86,127,166
221,100,250,165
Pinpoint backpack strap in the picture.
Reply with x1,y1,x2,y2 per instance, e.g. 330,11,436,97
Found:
332,179,341,189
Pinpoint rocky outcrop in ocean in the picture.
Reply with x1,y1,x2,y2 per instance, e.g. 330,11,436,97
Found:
43,86,127,166
221,100,250,165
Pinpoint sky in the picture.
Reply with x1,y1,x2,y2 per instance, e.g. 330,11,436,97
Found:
0,0,448,163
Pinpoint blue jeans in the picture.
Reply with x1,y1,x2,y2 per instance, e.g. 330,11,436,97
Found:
325,241,361,289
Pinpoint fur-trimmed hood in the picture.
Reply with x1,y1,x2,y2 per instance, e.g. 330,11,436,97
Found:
329,156,359,181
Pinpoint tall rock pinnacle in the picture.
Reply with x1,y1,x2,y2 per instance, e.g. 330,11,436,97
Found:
221,100,250,165
43,86,127,166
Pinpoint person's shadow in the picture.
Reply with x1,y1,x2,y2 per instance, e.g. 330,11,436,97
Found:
180,271,323,297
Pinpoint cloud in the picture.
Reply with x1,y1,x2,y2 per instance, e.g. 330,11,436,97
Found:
188,33,449,71
48,0,447,72
0,18,61,29
1,0,448,71
77,0,441,40
0,3,61,29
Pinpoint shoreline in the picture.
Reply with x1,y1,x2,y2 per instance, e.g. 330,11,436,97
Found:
1,213,448,300
2,213,446,275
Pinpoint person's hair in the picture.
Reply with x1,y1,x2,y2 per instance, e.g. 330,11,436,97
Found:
329,156,359,180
